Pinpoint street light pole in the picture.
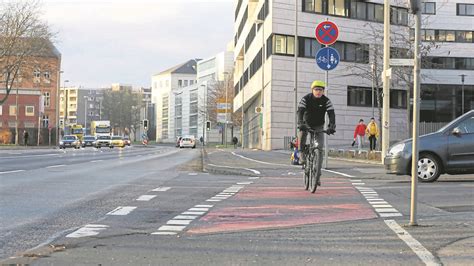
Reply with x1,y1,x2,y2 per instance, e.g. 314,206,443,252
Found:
382,0,391,163
460,74,466,114
56,70,63,146
255,19,265,150
371,63,375,118
84,96,88,135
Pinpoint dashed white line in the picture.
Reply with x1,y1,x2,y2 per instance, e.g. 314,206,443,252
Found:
352,182,365,185
151,232,177,235
0,170,25,175
174,215,198,220
46,164,66,168
237,182,253,185
167,220,192,225
152,187,171,192
107,206,137,216
66,224,109,238
195,205,213,208
384,220,440,265
206,199,221,202
90,160,103,163
249,176,260,180
136,195,157,201
189,208,209,212
375,208,400,213
157,225,186,232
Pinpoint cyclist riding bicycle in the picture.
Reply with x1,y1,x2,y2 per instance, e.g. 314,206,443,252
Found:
297,80,336,172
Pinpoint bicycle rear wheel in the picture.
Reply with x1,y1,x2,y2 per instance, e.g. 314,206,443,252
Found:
310,150,321,193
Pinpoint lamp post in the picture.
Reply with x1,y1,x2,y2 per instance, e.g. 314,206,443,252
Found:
83,96,88,135
56,70,63,146
255,19,264,149
460,74,466,114
62,80,69,134
200,84,207,146
371,63,375,118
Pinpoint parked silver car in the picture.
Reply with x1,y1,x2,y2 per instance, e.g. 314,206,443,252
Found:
385,110,474,182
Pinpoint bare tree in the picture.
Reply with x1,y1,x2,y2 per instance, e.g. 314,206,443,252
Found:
0,0,55,104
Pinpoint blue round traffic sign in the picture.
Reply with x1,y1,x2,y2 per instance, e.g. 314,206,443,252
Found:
316,47,340,71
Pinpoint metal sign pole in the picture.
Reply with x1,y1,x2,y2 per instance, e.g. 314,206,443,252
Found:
324,69,329,169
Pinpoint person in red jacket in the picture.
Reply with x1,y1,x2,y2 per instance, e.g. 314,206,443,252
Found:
353,119,366,152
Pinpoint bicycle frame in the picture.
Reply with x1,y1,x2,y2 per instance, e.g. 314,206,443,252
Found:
304,129,327,193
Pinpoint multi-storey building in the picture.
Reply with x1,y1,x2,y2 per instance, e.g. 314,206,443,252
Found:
0,40,61,143
151,59,199,142
233,0,473,150
419,0,474,122
60,87,103,134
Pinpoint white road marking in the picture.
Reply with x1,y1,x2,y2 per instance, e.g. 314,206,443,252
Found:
207,163,261,175
361,192,378,194
249,176,260,179
375,208,400,213
384,220,440,265
0,170,25,175
323,169,355,178
206,199,221,202
182,211,206,215
158,225,186,231
189,207,209,212
46,164,66,168
370,204,393,208
352,183,365,185
367,198,386,201
151,232,177,235
174,215,198,220
152,187,171,192
380,213,403,217
188,173,198,176
369,201,388,205
167,220,192,225
350,179,362,182
66,224,109,238
237,182,253,185
195,205,213,208
136,195,157,201
90,160,103,163
106,206,137,216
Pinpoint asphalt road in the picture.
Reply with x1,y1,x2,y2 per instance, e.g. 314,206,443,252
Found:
1,147,472,265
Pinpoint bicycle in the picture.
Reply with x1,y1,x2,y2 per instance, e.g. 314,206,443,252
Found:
303,129,328,193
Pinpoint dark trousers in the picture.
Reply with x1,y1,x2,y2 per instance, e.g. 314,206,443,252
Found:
369,135,377,151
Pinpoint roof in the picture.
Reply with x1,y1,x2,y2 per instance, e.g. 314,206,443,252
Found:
0,38,61,58
154,59,201,76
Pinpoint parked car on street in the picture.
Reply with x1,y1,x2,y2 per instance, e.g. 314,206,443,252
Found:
385,110,474,182
82,135,97,148
123,136,131,146
111,135,125,148
96,135,113,148
59,135,81,149
179,136,196,148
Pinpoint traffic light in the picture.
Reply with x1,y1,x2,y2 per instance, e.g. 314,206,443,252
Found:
143,119,148,129
206,121,211,131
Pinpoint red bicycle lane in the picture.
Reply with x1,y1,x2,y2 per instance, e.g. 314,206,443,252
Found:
188,176,377,235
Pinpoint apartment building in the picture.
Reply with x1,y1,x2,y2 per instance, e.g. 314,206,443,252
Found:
60,87,103,134
151,59,199,142
233,0,473,150
419,0,474,122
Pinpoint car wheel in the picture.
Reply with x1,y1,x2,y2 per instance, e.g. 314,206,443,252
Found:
417,153,441,182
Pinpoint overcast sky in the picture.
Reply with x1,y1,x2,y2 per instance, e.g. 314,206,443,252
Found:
42,0,234,88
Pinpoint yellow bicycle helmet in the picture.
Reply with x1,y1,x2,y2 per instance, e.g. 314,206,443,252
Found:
311,80,326,89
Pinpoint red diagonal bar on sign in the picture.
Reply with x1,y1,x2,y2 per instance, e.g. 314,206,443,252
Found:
320,26,333,39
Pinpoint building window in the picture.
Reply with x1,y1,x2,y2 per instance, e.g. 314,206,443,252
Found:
42,114,49,128
422,2,436,14
33,69,40,83
189,128,198,137
390,90,407,109
273,34,295,56
190,90,198,102
347,86,373,107
190,102,198,114
178,80,182,87
159,81,163,88
25,106,34,116
299,37,322,58
43,92,51,107
423,57,474,70
9,105,17,116
184,80,188,87
43,71,50,83
165,80,169,87
189,114,198,127
457,4,474,16
328,0,348,16
190,80,194,85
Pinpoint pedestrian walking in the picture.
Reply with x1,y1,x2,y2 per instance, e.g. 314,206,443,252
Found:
23,130,29,146
232,136,238,148
200,136,204,146
353,119,366,152
366,117,379,151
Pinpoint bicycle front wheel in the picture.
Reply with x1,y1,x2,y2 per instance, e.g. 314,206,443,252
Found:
304,152,311,190
310,150,321,193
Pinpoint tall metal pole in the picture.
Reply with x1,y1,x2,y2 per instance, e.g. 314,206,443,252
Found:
323,70,329,169
15,86,19,145
371,63,375,118
56,70,62,146
460,74,466,114
84,96,87,135
294,0,298,138
261,21,265,150
241,84,244,149
410,0,422,227
382,0,391,163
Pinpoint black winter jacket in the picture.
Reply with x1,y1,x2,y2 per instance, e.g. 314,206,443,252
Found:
297,93,336,128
